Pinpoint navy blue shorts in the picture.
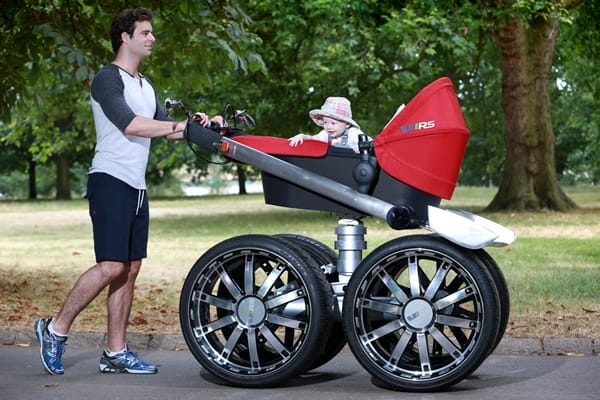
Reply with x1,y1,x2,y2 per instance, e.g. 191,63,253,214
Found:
87,173,149,263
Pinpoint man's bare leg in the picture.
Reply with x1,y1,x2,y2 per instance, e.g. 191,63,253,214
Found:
52,261,127,335
106,259,141,352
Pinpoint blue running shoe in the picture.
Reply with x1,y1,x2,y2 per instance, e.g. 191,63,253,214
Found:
98,346,157,374
34,317,67,375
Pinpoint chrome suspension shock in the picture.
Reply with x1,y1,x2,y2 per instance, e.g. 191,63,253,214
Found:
331,218,367,316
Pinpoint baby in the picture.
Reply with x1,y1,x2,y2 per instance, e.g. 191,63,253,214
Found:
288,97,367,153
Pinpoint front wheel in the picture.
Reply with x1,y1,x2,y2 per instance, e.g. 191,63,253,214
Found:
179,234,333,387
342,235,501,392
471,248,510,355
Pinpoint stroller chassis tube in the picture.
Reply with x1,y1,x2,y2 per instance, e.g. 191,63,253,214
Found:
221,137,396,222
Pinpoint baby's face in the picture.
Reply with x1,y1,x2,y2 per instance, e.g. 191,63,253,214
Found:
322,116,350,138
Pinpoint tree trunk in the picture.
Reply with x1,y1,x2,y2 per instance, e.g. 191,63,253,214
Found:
55,153,71,200
487,14,576,211
28,158,37,200
236,163,248,195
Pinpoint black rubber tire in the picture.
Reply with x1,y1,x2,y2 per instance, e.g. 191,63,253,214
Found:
275,233,347,370
471,248,510,354
179,234,333,387
342,234,501,392
274,233,338,280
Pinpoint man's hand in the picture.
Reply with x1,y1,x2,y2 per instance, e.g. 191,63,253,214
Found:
192,112,209,126
192,113,226,128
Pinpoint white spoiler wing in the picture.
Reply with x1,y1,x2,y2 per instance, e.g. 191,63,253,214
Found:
426,206,517,249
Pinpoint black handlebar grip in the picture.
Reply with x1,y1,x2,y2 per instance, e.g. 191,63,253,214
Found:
184,121,222,153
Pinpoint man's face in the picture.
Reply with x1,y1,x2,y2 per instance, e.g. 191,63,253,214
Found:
125,20,155,58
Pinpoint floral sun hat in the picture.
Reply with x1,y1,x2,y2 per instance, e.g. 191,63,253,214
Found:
309,97,360,129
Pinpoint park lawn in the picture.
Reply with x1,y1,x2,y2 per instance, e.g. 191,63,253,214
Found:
0,186,598,338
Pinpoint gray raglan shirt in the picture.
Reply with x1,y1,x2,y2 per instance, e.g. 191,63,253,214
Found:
89,64,170,189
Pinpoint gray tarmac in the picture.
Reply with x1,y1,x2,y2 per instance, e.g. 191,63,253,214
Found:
1,331,598,400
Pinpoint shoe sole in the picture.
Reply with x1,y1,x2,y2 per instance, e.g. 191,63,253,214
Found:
98,363,157,374
34,319,64,376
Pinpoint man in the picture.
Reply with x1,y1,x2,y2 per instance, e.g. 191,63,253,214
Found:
34,7,215,375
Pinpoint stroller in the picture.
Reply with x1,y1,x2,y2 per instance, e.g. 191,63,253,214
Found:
177,77,515,392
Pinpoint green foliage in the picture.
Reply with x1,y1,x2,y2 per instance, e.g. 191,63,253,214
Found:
212,0,488,137
0,0,597,201
0,0,265,198
552,0,600,184
217,0,509,187
512,0,574,22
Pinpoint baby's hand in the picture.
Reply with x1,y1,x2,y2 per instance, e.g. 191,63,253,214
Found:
288,134,305,147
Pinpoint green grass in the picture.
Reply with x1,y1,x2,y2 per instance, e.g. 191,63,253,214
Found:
1,186,599,338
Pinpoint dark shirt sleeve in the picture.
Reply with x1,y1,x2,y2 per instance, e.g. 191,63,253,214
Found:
90,65,137,132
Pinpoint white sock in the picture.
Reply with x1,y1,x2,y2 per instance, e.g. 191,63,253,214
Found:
105,347,127,357
48,319,68,339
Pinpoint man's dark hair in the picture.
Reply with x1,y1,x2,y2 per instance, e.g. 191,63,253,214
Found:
110,7,154,54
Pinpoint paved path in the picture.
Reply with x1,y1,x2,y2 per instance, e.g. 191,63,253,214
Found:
1,344,599,400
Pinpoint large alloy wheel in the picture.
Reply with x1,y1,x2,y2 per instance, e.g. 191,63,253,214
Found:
275,233,346,370
180,234,333,387
342,235,501,392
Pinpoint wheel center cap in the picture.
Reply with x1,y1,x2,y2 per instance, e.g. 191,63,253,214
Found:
236,296,267,328
403,298,434,330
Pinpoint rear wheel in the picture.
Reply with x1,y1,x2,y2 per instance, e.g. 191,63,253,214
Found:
275,233,346,370
180,234,333,387
342,235,501,391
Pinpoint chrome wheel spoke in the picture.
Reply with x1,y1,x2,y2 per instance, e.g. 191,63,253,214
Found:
266,313,306,330
378,270,409,304
361,297,403,314
408,256,421,296
265,289,304,309
434,286,473,310
389,330,413,365
217,263,243,299
423,261,450,299
437,314,478,330
201,315,237,335
259,325,290,358
244,255,255,294
222,325,244,360
200,293,235,311
428,326,462,359
246,328,260,369
416,333,432,375
257,264,285,298
361,319,404,344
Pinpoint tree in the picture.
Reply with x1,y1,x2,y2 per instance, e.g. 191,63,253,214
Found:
483,0,582,211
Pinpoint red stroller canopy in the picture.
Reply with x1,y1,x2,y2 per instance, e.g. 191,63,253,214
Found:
374,77,470,199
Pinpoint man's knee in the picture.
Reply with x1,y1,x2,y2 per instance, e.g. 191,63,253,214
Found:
96,260,128,280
